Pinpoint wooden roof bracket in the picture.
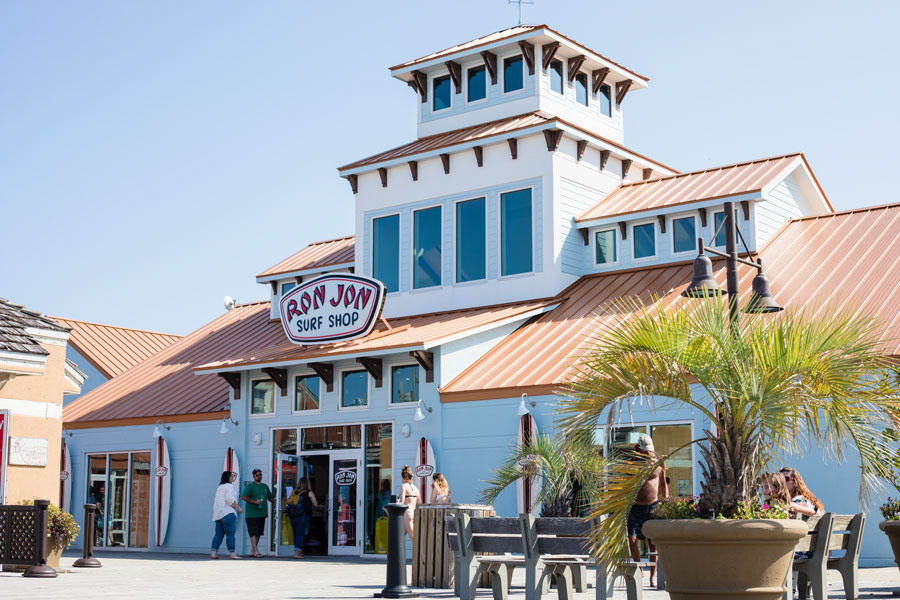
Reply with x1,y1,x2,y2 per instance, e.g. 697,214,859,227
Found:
657,215,667,234
218,372,241,400
616,79,633,106
576,140,588,162
445,60,462,94
621,159,633,179
580,228,589,246
481,51,498,84
473,146,484,167
541,42,560,70
599,149,611,170
356,357,383,388
408,161,418,181
507,138,518,159
592,68,609,94
294,276,302,285
412,70,428,103
309,362,334,393
378,167,388,188
262,367,288,397
409,350,434,383
567,54,586,81
643,168,653,180
518,40,535,75
269,281,278,294
698,207,708,227
543,129,562,152
440,153,451,174
741,200,751,220
618,221,628,240
347,174,358,194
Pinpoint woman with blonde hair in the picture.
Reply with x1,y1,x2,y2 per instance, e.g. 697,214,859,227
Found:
760,471,790,507
779,467,824,517
429,473,452,504
400,465,420,540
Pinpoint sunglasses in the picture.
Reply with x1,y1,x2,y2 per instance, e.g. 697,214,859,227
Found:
253,472,262,477
780,471,793,481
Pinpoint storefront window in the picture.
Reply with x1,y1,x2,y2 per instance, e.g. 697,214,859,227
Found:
391,365,418,404
251,379,275,415
341,370,368,408
87,455,107,547
364,423,392,554
600,423,694,497
301,425,361,451
87,451,150,548
128,453,151,548
273,428,298,463
295,375,320,411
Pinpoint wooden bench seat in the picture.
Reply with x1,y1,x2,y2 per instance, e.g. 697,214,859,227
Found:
785,512,865,600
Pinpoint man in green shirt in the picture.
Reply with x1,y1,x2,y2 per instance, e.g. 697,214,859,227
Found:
241,468,274,557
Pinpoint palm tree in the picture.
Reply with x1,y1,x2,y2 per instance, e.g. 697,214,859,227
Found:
559,295,900,562
480,433,606,517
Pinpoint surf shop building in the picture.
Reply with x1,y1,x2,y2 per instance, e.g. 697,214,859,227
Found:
63,25,900,564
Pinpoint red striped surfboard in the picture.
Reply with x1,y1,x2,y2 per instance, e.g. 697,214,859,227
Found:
516,413,542,514
224,447,240,487
415,437,435,503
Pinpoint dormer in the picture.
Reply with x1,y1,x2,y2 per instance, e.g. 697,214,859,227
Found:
389,25,647,143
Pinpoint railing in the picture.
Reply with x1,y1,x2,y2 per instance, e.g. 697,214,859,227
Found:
0,499,57,577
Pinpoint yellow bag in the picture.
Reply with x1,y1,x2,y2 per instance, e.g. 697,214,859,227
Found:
280,513,294,545
374,516,388,554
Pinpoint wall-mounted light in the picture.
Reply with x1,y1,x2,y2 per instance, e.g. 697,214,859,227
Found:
413,400,433,422
517,393,536,417
152,419,171,438
400,424,411,437
252,432,263,446
219,416,239,435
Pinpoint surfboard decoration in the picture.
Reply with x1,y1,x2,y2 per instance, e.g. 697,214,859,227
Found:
59,439,72,513
415,437,436,504
516,413,542,514
224,447,240,487
154,435,172,547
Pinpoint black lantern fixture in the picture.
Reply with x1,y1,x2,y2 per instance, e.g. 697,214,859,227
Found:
681,200,783,328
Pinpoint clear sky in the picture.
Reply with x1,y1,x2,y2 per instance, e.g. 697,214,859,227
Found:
3,1,898,334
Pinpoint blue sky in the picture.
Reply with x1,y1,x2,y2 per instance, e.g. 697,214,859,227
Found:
3,1,898,334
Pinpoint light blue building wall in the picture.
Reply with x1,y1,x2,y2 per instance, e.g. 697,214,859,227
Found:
63,347,108,406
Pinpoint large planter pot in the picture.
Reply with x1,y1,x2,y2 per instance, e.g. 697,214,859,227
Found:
643,518,808,600
878,520,900,572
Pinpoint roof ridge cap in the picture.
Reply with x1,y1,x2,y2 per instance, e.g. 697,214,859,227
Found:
49,316,182,338
788,200,900,223
307,234,355,245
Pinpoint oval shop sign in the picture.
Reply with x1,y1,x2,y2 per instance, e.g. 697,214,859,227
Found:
334,469,357,486
279,274,386,345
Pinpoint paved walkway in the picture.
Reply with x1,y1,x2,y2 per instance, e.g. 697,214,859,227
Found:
1,552,899,599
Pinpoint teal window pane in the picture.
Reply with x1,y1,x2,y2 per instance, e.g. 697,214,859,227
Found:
595,229,617,264
599,85,611,117
714,210,739,247
341,370,368,408
501,189,533,276
467,65,486,102
251,380,274,414
294,375,320,411
281,282,296,296
633,223,656,259
549,60,563,94
391,365,419,404
413,206,442,289
433,75,451,111
373,215,399,293
575,72,588,106
456,197,486,282
672,217,696,253
503,55,523,92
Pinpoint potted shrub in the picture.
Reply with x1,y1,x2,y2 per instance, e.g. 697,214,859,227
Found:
17,500,80,570
561,297,900,600
879,498,900,572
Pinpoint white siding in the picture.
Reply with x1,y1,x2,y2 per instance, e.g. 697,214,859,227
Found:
758,173,806,247
559,177,605,275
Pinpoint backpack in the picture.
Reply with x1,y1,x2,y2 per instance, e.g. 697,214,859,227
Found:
286,488,311,517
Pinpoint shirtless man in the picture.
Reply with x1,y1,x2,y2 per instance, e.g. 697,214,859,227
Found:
627,434,667,587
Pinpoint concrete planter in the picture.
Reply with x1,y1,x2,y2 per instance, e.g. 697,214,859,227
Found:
643,518,808,600
878,520,900,572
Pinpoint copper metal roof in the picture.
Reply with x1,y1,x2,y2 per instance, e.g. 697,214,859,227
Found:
256,235,355,281
442,202,900,401
195,297,557,372
389,24,648,83
576,154,825,222
338,112,676,173
51,317,181,379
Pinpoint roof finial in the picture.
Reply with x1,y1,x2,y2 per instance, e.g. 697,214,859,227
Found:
508,0,534,25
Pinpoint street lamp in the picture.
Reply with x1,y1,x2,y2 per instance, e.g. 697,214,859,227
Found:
681,200,783,327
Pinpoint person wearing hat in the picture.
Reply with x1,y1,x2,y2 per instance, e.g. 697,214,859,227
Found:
627,433,668,587
241,468,274,558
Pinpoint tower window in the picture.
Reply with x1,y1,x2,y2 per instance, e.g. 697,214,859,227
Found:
413,206,442,289
500,189,533,276
599,84,611,117
503,55,524,93
456,197,486,282
373,214,400,293
433,75,451,111
467,65,486,102
549,60,563,95
575,72,588,106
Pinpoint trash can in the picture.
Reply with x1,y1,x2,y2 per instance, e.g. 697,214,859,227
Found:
411,503,495,589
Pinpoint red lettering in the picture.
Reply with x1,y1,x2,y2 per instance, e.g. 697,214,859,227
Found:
313,285,325,309
300,292,311,313
343,285,356,308
354,287,371,310
330,285,344,307
286,299,303,322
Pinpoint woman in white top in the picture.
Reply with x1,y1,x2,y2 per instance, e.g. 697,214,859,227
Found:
429,472,452,504
211,471,243,559
400,465,420,540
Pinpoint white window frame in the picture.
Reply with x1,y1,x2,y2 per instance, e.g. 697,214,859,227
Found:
630,219,658,262
500,52,526,97
670,213,698,257
291,372,323,415
411,203,443,291
546,58,565,96
464,63,488,105
430,71,453,114
497,185,536,279
452,196,488,286
593,226,620,267
337,368,370,412
387,363,421,408
249,377,277,418
371,211,402,295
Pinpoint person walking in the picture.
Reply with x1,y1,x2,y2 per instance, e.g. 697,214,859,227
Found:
286,476,318,559
241,468,274,557
626,434,667,588
211,471,243,559
400,465,420,540
429,473,452,504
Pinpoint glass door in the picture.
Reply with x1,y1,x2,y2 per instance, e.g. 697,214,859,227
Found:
107,454,129,547
329,452,361,555
273,453,298,556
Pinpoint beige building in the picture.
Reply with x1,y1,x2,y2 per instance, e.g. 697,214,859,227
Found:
0,298,82,503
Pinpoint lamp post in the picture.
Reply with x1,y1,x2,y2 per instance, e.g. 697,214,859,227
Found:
681,200,783,328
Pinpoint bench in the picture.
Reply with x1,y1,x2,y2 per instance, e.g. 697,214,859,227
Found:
785,512,865,600
447,512,644,600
